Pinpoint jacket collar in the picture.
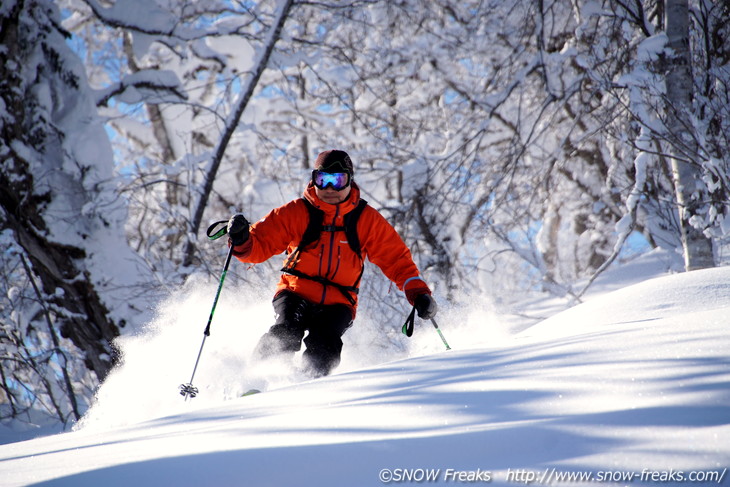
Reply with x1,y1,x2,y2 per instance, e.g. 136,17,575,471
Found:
304,181,362,216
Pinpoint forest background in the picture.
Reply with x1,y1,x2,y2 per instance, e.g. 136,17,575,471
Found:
1,0,728,432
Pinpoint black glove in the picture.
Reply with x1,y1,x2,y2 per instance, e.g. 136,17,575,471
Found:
227,214,250,246
414,293,437,320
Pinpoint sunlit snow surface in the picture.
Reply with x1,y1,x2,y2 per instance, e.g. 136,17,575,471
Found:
1,258,729,486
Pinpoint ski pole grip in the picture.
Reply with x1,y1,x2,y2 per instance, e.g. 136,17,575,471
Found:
206,220,229,240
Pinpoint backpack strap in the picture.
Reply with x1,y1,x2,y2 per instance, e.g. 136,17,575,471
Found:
343,199,368,258
281,199,323,270
298,198,325,250
281,267,360,306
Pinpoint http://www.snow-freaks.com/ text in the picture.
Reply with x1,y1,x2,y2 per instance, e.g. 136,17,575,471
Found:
378,467,727,484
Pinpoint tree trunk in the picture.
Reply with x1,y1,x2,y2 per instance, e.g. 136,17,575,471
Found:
665,0,715,270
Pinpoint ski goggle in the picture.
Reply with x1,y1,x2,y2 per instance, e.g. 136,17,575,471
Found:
312,170,351,191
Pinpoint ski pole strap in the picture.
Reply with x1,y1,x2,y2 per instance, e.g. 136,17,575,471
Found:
206,220,229,240
401,305,416,337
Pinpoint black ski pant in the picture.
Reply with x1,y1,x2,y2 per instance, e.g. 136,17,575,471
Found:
253,291,353,377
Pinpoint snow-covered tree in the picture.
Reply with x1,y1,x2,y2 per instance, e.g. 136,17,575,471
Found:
1,0,150,426
665,0,714,269
58,0,730,304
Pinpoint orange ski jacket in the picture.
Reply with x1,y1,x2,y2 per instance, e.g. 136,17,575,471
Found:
231,183,427,315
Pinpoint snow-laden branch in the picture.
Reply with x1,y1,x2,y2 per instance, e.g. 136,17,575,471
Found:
81,0,198,39
94,69,188,107
81,0,272,41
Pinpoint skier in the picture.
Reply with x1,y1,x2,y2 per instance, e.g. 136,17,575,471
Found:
227,150,437,378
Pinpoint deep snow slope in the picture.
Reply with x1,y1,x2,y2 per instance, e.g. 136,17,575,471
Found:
1,267,729,486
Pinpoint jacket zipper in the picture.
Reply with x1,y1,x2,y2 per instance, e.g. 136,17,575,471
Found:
320,205,340,303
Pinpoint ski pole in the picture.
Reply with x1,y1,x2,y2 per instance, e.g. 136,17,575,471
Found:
179,221,234,400
429,317,451,350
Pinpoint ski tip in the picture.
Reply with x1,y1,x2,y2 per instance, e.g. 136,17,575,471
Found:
241,388,262,397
